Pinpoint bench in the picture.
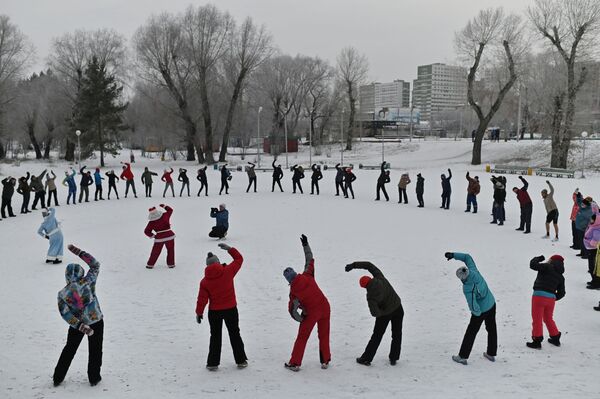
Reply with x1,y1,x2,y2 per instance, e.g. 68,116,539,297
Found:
490,165,529,175
359,162,389,170
535,167,575,179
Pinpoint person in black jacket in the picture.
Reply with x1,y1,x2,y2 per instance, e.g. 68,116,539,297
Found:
310,164,323,195
440,168,452,209
30,170,48,210
346,261,404,366
291,165,304,194
141,167,158,198
246,162,257,193
490,176,506,225
527,255,565,349
344,167,356,199
17,172,31,214
334,163,346,196
79,167,93,203
1,176,17,219
178,168,190,197
375,162,390,201
105,170,120,200
272,160,284,192
416,173,425,207
197,166,208,196
219,164,231,195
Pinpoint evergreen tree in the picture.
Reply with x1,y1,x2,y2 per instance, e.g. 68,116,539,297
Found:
74,56,127,166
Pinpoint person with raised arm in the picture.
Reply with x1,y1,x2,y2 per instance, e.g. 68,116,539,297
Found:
310,164,323,195
272,159,284,192
465,172,480,213
38,207,64,264
178,168,190,197
291,164,305,194
105,170,120,200
440,168,452,210
197,166,209,196
30,169,47,210
161,167,175,198
17,172,31,213
219,164,231,195
45,171,59,206
93,168,105,201
63,169,77,205
513,175,533,234
334,163,346,197
120,161,137,198
541,180,559,241
144,204,176,269
1,176,17,218
246,162,257,193
375,162,391,201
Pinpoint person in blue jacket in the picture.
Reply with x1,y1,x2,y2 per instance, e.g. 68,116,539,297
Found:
209,204,229,239
63,169,77,205
93,168,104,201
445,252,496,365
38,207,64,264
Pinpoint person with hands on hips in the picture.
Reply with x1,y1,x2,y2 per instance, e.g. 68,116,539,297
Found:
444,252,497,366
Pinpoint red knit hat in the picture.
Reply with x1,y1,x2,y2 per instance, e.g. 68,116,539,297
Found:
359,276,372,288
550,254,564,262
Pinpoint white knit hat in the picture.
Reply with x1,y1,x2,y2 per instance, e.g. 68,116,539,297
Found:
148,206,165,221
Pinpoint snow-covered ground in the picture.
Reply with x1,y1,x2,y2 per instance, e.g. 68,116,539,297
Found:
1,139,599,398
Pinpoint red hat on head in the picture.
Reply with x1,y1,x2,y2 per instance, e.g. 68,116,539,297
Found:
359,276,372,288
550,254,564,262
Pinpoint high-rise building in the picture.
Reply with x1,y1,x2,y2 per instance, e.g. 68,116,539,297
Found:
412,63,467,122
359,80,410,120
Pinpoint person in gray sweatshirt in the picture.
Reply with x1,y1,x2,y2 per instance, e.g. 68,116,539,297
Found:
541,180,559,241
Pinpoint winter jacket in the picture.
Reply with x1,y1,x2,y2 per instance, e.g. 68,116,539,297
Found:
178,169,189,183
197,166,208,183
120,163,134,181
37,207,61,237
454,253,495,316
377,163,390,186
466,174,480,195
344,170,356,184
530,256,566,300
311,164,323,181
144,205,175,242
79,166,87,185
195,247,243,315
81,173,93,187
584,214,600,250
288,244,329,322
570,193,580,221
220,165,231,181
272,161,283,179
211,208,229,230
398,174,411,189
2,177,16,199
246,163,256,179
441,170,452,194
491,177,506,203
106,171,120,185
542,182,558,212
416,175,424,194
575,195,594,231
57,249,103,328
93,170,104,186
292,165,305,181
347,261,402,318
515,177,532,206
141,169,158,185
30,170,47,192
45,172,57,191
335,164,345,183
17,173,31,195
161,168,174,183
63,171,77,191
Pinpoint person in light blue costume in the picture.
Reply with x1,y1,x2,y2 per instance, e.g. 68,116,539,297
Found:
38,207,64,264
444,252,497,365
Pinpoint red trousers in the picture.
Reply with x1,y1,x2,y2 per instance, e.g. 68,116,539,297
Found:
147,239,175,267
289,303,331,366
531,295,559,337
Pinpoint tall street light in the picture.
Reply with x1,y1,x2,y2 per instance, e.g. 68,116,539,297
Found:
309,111,313,166
257,106,262,168
75,130,81,165
340,108,345,165
284,112,289,168
378,107,389,163
581,131,588,178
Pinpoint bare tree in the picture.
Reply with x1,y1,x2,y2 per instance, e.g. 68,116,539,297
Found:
182,4,234,164
528,0,600,168
0,15,34,159
133,12,204,162
303,58,334,149
456,8,526,165
218,17,273,161
336,47,368,150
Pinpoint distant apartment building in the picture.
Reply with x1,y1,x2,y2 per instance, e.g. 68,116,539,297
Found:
359,80,410,120
412,63,467,122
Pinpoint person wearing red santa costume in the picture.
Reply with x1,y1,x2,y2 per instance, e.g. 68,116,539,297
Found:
144,204,176,269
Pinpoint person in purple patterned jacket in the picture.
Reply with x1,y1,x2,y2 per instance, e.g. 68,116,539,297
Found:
53,244,104,387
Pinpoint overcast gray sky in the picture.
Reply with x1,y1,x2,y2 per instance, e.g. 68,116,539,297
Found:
5,0,531,82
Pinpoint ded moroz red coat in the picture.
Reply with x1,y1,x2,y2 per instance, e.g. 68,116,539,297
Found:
121,162,134,181
144,205,175,243
196,247,243,315
288,244,329,319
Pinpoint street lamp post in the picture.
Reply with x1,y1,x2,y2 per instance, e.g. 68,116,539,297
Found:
409,106,414,142
582,131,588,178
378,107,388,163
341,108,345,165
284,112,289,168
75,130,81,165
309,111,313,166
257,106,262,168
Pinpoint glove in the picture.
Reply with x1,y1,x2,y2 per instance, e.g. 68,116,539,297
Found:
345,264,354,272
196,315,203,324
546,180,550,184
159,203,166,208
78,324,94,336
300,234,308,246
575,188,580,194
211,207,218,212
444,252,454,261
218,243,231,251
45,235,50,240
535,255,545,262
68,244,82,256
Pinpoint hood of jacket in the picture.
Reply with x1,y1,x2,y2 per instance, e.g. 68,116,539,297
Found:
65,263,84,283
204,262,225,279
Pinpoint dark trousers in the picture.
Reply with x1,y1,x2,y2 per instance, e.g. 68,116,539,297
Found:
311,180,320,195
124,180,136,197
459,304,497,359
145,183,152,197
571,221,579,248
272,178,283,192
376,183,389,201
108,184,119,199
32,190,46,209
492,202,505,222
219,179,229,195
20,192,30,213
67,190,76,205
441,193,450,209
1,196,15,217
246,177,256,193
207,307,247,367
54,320,104,385
335,181,346,196
345,182,354,198
209,226,228,239
398,187,408,203
94,185,103,200
466,194,477,211
180,181,190,196
79,186,89,203
588,249,598,277
293,179,303,194
163,182,175,197
47,189,59,206
361,305,404,362
197,180,208,196
576,229,588,257
416,191,424,207
519,203,533,232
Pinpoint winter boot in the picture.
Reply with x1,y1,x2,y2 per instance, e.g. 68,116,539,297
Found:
593,302,600,311
90,377,102,386
237,361,248,369
452,355,468,365
548,332,561,347
206,365,218,371
483,352,495,362
321,362,329,369
526,336,543,349
356,357,371,366
284,363,300,372
472,206,477,214
53,259,62,264
389,359,397,366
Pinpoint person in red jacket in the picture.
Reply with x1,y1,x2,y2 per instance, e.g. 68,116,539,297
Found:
144,204,175,269
120,162,137,198
283,234,331,371
195,243,247,371
513,176,533,234
161,168,175,198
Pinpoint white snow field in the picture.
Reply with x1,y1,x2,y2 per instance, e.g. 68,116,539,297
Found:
1,139,600,399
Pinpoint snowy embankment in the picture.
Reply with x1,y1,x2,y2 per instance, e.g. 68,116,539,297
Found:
1,139,599,398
